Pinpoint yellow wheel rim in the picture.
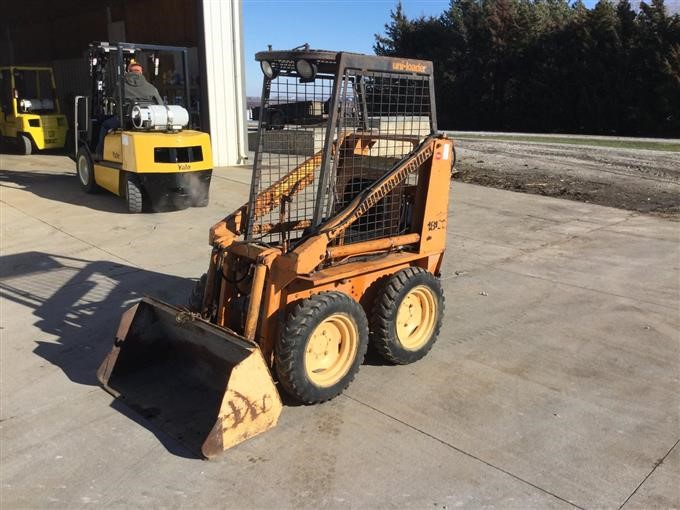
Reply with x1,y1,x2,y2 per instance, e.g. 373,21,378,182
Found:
304,313,358,387
396,285,437,350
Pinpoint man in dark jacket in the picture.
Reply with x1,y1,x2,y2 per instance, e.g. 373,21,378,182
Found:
95,61,164,158
123,62,164,106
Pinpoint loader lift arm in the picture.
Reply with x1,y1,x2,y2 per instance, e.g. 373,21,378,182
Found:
209,132,432,251
281,135,441,275
210,133,348,248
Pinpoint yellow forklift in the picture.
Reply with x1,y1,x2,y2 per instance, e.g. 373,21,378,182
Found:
0,66,68,154
74,42,212,213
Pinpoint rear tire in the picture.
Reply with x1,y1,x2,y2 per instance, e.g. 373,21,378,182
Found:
126,173,144,213
276,292,368,404
370,267,444,365
188,273,207,312
18,134,32,155
76,146,98,193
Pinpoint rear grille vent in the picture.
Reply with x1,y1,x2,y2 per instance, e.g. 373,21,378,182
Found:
154,146,203,163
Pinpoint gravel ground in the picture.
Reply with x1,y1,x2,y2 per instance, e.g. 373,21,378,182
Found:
452,138,680,218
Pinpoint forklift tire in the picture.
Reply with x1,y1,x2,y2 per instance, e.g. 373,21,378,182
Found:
76,147,98,193
276,292,368,404
126,173,144,213
370,267,444,365
18,134,32,155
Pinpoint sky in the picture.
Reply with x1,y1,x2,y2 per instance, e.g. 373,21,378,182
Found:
241,0,600,96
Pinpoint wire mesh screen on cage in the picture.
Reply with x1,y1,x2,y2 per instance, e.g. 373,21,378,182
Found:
330,69,432,245
246,51,434,250
248,73,333,244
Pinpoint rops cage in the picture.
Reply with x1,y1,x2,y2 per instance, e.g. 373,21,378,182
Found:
249,46,438,252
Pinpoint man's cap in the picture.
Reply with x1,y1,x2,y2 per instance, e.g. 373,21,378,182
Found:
128,61,143,72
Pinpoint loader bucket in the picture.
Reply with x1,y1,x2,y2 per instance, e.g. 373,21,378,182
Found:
97,297,282,458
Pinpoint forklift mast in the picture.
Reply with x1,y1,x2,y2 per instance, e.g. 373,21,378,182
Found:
78,42,193,150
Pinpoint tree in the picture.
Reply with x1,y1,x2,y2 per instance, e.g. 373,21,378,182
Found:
373,0,680,136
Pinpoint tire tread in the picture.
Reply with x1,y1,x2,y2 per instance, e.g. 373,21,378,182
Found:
371,267,444,364
126,173,143,213
76,146,99,193
19,134,32,155
276,292,368,404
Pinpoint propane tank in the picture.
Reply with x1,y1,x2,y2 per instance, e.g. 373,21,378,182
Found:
131,104,189,131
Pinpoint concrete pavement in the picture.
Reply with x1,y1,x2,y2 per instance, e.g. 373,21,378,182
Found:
1,153,678,509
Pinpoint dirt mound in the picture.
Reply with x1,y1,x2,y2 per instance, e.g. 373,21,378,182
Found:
452,139,680,218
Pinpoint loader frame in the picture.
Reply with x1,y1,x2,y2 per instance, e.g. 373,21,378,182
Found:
207,48,452,365
98,47,454,458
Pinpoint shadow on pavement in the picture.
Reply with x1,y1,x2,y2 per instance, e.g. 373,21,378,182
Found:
0,251,203,458
0,169,127,213
0,142,73,156
0,250,382,457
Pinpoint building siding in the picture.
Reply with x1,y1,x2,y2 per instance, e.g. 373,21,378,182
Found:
201,0,248,167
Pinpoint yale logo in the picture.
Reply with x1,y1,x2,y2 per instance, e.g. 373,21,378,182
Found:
178,163,191,171
392,61,426,73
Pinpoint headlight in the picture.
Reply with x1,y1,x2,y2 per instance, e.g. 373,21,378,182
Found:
260,60,278,79
295,59,317,80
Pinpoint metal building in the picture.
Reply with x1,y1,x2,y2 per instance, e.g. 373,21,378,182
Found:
0,0,248,166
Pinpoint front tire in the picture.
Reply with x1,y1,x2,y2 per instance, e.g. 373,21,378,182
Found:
126,173,144,213
371,267,444,365
276,292,368,404
18,134,32,155
76,146,98,193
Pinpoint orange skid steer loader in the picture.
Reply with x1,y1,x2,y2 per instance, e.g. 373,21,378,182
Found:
98,47,454,458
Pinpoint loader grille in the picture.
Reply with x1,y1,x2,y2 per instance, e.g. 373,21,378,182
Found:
247,51,435,248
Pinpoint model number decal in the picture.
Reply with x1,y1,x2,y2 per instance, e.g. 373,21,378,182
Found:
178,163,191,171
427,219,445,231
